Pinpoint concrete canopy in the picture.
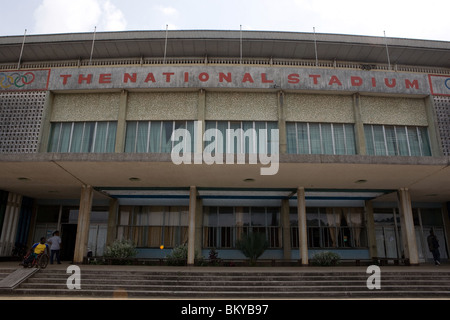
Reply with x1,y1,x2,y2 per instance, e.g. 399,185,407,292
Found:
0,153,448,204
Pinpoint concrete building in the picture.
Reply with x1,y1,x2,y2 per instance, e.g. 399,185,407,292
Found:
0,30,449,265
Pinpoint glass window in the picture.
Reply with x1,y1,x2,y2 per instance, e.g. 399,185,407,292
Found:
364,124,431,157
48,121,116,153
287,122,356,155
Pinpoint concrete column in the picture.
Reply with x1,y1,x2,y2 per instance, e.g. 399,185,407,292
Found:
194,198,203,256
424,96,443,156
38,91,54,152
441,202,450,259
281,199,291,260
352,93,367,155
106,198,118,246
196,89,206,154
297,187,308,265
73,185,93,264
115,90,128,153
397,188,419,265
277,91,287,154
187,186,197,266
365,200,378,258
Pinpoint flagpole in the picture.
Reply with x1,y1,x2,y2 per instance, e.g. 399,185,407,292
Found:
17,29,27,70
384,31,391,70
89,26,97,66
163,24,168,64
313,27,318,67
240,25,243,64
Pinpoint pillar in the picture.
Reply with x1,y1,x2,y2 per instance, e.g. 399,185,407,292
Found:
424,96,443,156
352,93,367,155
106,198,118,246
73,185,93,264
281,199,291,260
187,186,197,266
297,187,308,265
397,188,419,265
194,197,203,256
115,90,128,153
277,91,287,154
365,200,378,258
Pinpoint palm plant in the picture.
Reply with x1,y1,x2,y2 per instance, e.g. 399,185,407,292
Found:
236,232,269,266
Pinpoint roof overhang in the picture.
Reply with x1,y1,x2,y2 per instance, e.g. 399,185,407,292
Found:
1,30,449,68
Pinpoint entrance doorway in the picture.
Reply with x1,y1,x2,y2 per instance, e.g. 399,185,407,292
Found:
61,224,77,262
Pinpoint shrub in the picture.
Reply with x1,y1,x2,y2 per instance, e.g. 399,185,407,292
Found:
166,244,189,266
104,239,138,260
236,232,268,266
166,244,205,266
311,251,341,266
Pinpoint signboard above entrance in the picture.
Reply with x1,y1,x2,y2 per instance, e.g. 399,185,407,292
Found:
1,65,440,95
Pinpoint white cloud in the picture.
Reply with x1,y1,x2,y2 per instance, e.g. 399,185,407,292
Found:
34,0,126,34
157,6,179,16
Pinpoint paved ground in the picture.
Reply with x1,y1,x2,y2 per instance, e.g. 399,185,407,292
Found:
1,260,449,273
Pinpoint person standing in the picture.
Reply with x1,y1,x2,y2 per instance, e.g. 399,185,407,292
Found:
427,229,441,266
47,230,62,264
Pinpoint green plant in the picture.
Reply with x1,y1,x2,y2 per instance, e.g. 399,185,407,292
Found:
311,251,341,266
166,244,205,266
236,232,268,266
104,239,138,260
166,244,189,266
208,248,222,266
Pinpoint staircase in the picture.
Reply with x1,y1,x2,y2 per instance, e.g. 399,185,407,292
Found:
4,267,450,299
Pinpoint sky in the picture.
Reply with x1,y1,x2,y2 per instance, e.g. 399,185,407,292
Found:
1,0,449,41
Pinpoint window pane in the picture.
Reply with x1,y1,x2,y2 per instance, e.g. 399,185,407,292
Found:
321,123,334,154
344,124,356,155
267,122,278,154
105,122,116,152
373,125,386,155
333,124,346,155
297,123,309,154
418,127,431,156
136,121,149,153
364,125,375,155
161,121,174,153
286,123,297,154
309,123,321,154
48,123,61,152
149,121,162,152
93,122,107,152
59,122,72,153
396,126,409,156
81,122,95,152
407,127,420,156
384,126,397,156
125,122,137,152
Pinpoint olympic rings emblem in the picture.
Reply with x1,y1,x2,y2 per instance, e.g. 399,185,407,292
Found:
0,72,35,89
445,78,450,90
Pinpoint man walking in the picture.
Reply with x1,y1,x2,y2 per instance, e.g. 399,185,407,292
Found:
427,229,440,266
47,230,62,264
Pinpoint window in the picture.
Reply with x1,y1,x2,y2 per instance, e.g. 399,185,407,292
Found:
125,120,195,153
205,121,278,154
364,124,431,156
290,207,367,248
48,121,117,153
287,122,356,155
203,206,281,249
116,206,188,248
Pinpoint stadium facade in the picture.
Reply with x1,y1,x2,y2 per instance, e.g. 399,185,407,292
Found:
0,30,449,265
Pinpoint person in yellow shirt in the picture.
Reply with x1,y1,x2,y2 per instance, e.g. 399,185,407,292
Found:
22,237,49,267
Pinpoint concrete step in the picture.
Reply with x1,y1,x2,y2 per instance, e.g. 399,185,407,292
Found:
7,268,450,298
